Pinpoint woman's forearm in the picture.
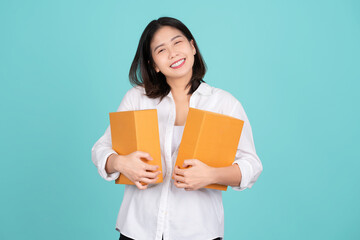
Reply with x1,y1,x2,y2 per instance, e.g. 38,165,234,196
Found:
211,164,242,187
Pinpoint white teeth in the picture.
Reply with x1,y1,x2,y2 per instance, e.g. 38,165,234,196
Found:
171,59,185,67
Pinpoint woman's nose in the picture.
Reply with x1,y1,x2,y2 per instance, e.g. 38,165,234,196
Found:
168,47,178,59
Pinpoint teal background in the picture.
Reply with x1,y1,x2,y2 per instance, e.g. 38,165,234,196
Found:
1,0,359,239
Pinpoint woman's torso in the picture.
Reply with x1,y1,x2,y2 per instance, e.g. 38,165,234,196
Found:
116,83,239,240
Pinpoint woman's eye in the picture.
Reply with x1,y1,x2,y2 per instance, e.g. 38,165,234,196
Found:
175,41,181,45
158,49,165,53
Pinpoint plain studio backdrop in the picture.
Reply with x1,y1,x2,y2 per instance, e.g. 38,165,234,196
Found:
1,0,359,239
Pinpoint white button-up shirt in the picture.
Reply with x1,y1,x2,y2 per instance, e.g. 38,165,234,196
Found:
91,82,262,240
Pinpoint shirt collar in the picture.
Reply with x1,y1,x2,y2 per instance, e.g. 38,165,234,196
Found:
194,82,212,96
166,82,212,99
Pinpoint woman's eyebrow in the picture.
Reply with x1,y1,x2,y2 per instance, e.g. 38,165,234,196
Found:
153,35,183,52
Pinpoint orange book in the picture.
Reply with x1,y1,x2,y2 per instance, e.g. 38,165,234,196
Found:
109,109,163,185
174,108,244,191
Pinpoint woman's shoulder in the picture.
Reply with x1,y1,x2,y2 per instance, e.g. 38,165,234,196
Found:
204,83,247,118
205,83,240,105
116,85,150,111
124,84,146,98
118,85,146,108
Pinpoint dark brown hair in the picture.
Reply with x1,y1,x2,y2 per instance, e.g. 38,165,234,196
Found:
129,17,207,100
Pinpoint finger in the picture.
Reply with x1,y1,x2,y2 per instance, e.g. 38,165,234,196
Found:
134,181,148,190
183,159,194,167
136,151,153,161
174,166,185,176
144,163,159,171
173,174,186,183
174,181,188,189
139,176,159,184
143,170,161,179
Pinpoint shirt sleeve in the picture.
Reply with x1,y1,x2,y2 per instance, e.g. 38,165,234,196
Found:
91,89,135,181
230,100,263,191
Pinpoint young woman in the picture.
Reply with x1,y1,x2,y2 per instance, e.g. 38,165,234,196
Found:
92,17,262,240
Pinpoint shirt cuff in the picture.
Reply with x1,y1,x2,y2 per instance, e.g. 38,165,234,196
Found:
231,160,253,191
98,151,120,181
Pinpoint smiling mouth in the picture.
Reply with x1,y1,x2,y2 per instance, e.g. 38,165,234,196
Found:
170,58,186,69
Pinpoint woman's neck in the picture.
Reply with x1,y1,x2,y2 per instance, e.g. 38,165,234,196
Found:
167,78,191,102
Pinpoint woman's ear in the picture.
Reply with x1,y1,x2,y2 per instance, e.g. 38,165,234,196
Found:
154,65,160,73
149,60,160,73
153,63,160,73
190,39,196,55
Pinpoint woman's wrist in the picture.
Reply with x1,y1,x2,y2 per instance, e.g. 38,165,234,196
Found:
210,167,220,185
114,154,126,173
105,153,124,174
210,165,242,187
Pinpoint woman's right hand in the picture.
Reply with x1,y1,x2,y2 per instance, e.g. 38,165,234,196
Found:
112,151,161,190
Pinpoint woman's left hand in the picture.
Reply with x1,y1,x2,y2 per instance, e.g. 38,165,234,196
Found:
172,159,214,191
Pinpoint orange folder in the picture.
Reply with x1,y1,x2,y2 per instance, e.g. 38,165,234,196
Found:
109,109,163,185
174,108,244,191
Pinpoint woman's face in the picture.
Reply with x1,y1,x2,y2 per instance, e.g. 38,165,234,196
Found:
150,26,196,83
